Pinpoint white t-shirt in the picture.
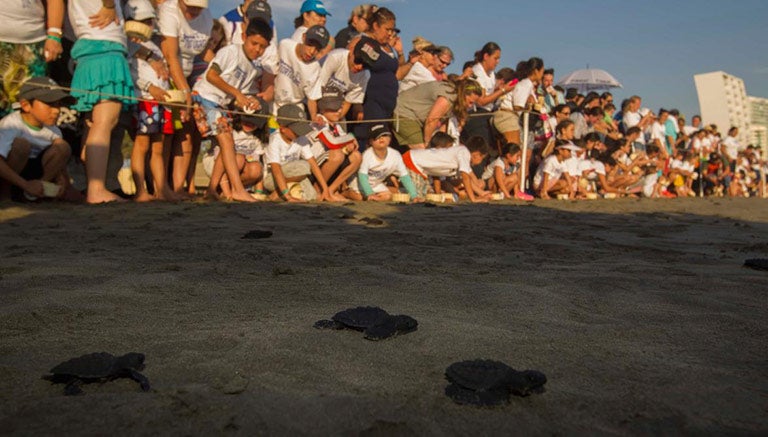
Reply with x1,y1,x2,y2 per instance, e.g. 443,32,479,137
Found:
0,0,45,44
218,10,279,76
193,44,263,107
291,26,308,42
265,131,314,165
274,38,321,109
472,63,496,111
564,156,583,177
357,147,408,189
533,155,567,189
722,136,740,159
481,157,511,180
511,78,536,109
398,62,436,94
408,145,472,177
579,159,606,180
68,0,126,46
233,130,265,157
306,49,369,104
158,0,213,77
129,40,169,99
650,121,667,146
623,111,646,144
0,111,62,159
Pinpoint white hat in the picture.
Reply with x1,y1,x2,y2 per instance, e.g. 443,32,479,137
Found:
557,143,582,153
125,0,155,20
184,0,208,8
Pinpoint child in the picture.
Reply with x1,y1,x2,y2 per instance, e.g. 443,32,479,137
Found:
306,40,370,121
0,77,77,201
264,104,331,202
344,124,419,201
483,142,533,200
304,89,361,201
203,99,269,200
533,140,577,199
402,132,491,203
193,18,273,202
274,25,330,112
126,1,177,202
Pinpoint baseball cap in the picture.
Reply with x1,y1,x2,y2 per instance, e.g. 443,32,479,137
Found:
246,0,272,23
305,25,330,49
277,105,312,137
183,0,208,8
238,97,269,130
353,39,380,68
317,88,344,113
368,124,391,140
300,0,331,16
17,77,76,106
125,0,155,20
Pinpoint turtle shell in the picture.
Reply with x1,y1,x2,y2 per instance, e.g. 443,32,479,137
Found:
332,306,390,331
445,360,516,391
364,315,418,341
744,258,768,271
242,230,273,239
508,369,548,396
445,383,510,406
49,352,123,378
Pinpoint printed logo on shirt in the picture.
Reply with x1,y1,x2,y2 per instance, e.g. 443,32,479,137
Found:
327,74,350,93
278,61,302,86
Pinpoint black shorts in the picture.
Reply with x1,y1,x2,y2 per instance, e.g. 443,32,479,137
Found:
20,155,44,180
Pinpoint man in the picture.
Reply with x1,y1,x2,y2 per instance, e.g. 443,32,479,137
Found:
539,69,564,113
622,95,653,148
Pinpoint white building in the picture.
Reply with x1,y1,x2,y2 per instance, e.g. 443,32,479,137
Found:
748,96,768,152
694,71,751,145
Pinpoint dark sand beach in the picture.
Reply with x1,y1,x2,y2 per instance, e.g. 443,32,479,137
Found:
1,198,766,435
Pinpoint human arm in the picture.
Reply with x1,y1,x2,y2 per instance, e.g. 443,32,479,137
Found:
160,36,192,116
398,174,419,200
269,162,301,202
476,82,514,108
44,0,65,62
205,64,256,111
307,157,330,201
89,0,119,29
0,157,43,197
461,171,488,203
423,96,452,145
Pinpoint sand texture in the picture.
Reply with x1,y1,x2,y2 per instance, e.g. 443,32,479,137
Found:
0,198,767,435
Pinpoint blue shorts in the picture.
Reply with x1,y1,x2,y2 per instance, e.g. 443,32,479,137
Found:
192,94,232,138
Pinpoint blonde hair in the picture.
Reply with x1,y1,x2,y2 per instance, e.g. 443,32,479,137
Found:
412,36,434,53
348,4,375,25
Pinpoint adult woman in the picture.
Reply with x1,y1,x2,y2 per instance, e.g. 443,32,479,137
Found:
352,7,414,143
431,46,453,81
463,42,512,146
398,37,440,94
68,0,135,204
0,0,64,117
494,57,544,145
334,4,375,50
393,79,483,149
158,0,213,195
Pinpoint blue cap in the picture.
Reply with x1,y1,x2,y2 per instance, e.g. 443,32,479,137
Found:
300,0,331,16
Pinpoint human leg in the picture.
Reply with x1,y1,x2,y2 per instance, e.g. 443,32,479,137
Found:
85,100,123,204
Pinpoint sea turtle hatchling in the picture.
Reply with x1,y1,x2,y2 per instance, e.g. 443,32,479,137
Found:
314,306,418,341
44,352,150,395
744,258,768,271
444,359,547,406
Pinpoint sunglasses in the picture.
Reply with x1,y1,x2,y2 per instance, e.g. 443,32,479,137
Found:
438,57,451,66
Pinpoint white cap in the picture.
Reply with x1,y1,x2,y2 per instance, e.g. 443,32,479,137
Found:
125,0,155,20
184,0,209,8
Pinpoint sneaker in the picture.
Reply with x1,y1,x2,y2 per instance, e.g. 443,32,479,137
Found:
514,192,534,201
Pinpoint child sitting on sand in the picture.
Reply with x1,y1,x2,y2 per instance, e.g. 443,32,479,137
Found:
0,77,78,201
402,132,491,202
533,140,579,199
344,124,419,201
194,19,273,202
483,143,533,200
264,104,332,202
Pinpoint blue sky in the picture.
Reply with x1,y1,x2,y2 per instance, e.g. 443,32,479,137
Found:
212,0,768,121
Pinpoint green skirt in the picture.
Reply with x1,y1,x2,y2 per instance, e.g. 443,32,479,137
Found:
70,39,135,112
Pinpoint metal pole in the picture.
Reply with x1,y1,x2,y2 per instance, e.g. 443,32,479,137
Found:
520,111,530,194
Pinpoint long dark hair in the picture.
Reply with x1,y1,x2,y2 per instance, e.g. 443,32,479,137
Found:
367,6,395,28
516,57,544,80
473,42,500,64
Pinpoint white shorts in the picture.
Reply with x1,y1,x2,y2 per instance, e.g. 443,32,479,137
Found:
348,175,389,194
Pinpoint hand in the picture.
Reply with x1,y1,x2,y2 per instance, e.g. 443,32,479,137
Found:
313,114,327,126
43,38,63,62
149,59,169,81
149,86,167,102
346,139,359,153
24,180,45,198
89,7,118,29
391,36,403,53
285,194,303,202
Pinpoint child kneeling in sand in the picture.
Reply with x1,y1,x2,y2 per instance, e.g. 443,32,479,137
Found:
0,77,79,201
264,105,332,202
484,142,534,200
402,132,491,203
344,124,419,201
194,19,273,202
533,140,578,199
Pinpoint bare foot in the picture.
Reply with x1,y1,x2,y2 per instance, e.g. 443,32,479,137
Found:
134,192,155,203
203,189,220,201
230,190,257,203
156,187,182,202
86,189,126,204
329,192,348,202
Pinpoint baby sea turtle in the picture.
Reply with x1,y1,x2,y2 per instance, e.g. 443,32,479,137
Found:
241,230,273,239
744,258,768,271
444,359,547,406
44,352,150,395
314,306,418,341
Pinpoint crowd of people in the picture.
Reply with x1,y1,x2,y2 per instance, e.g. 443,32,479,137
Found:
0,0,765,204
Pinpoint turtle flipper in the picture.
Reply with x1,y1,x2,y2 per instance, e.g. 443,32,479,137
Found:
64,379,84,396
128,369,151,392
